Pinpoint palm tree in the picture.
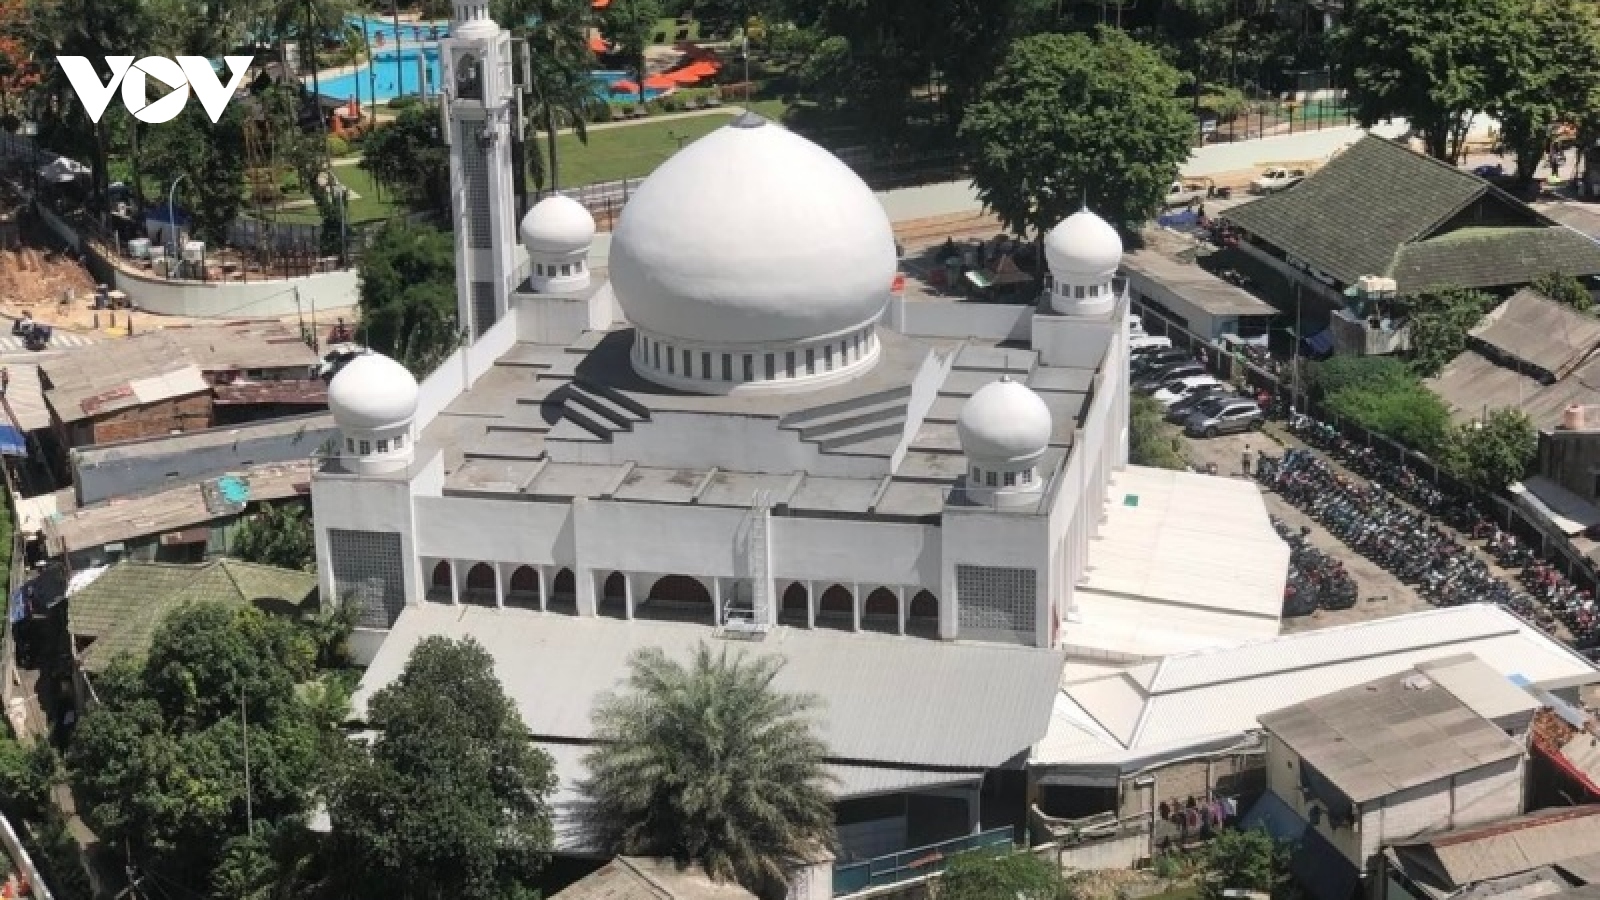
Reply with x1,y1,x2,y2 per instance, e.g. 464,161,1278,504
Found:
580,643,837,900
493,0,595,192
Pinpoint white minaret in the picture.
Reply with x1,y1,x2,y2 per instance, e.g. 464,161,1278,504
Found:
956,376,1053,509
1043,209,1123,317
442,0,519,340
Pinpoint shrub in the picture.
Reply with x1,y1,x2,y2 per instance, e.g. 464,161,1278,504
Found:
1325,377,1452,455
326,134,350,157
388,95,419,110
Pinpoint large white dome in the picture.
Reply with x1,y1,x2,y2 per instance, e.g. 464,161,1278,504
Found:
328,352,419,431
958,377,1053,463
1045,209,1123,279
608,113,897,345
521,194,595,256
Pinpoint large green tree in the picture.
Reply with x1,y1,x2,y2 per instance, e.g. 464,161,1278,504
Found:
492,0,595,191
599,0,662,106
939,849,1071,900
140,102,248,247
1489,0,1600,184
67,603,328,890
230,502,317,572
960,29,1193,245
1337,0,1520,161
1402,286,1498,377
581,643,835,900
357,220,459,376
360,103,451,216
1199,828,1289,900
1440,407,1538,492
327,637,556,900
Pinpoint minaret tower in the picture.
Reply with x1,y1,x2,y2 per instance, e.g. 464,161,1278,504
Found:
441,0,518,340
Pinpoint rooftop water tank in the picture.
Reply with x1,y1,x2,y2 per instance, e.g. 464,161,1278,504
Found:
1563,405,1586,431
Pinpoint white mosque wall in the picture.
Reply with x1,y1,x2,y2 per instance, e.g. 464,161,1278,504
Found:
890,297,1034,343
557,411,888,479
1047,426,1088,625
940,507,1052,646
313,470,423,665
575,501,750,578
415,307,522,432
1032,314,1119,370
413,496,575,563
514,284,615,345
770,518,939,589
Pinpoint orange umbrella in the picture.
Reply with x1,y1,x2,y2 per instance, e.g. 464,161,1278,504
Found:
609,79,638,93
643,74,676,90
665,68,702,84
592,0,610,6
588,34,608,54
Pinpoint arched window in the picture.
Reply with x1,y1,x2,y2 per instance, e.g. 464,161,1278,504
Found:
463,563,496,607
638,575,714,624
908,590,939,638
779,582,809,626
817,585,853,631
548,568,578,615
427,560,453,604
507,566,540,609
599,571,627,619
862,588,898,634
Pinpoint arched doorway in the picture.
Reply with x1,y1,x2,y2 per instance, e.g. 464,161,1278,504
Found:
779,582,809,627
816,584,853,631
599,572,628,619
463,563,496,607
862,587,899,634
506,566,540,609
638,575,713,624
908,590,939,638
548,568,577,615
427,560,453,604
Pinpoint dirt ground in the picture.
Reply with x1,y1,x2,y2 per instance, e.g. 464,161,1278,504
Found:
1176,418,1435,633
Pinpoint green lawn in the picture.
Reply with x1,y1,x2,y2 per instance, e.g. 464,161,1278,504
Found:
273,165,403,225
538,99,795,188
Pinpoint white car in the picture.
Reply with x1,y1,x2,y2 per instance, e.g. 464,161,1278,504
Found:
1153,375,1223,408
1251,166,1308,194
1129,334,1173,354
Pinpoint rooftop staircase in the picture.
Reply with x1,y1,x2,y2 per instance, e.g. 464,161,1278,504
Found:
778,386,912,455
550,378,652,443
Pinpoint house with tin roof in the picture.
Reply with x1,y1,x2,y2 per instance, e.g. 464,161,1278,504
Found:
1381,805,1600,900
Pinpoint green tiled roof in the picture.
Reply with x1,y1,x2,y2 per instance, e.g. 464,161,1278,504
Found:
69,559,318,675
1224,136,1496,284
1393,226,1600,294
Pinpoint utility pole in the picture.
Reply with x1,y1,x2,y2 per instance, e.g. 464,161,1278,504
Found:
241,684,254,840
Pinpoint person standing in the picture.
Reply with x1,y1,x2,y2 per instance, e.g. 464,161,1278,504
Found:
2,367,12,399
1241,444,1255,477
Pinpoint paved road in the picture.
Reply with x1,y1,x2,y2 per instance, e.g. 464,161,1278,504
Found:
0,331,95,354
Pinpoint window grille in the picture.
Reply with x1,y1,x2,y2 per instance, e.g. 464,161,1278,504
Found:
329,529,406,628
956,564,1037,645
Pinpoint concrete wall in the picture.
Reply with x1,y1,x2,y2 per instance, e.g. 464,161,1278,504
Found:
1124,271,1222,339
892,297,1033,342
1052,832,1149,871
1538,430,1600,502
415,306,522,432
1267,734,1364,866
79,391,214,447
558,410,889,479
106,264,358,318
771,518,939,589
1357,755,1524,861
72,414,337,505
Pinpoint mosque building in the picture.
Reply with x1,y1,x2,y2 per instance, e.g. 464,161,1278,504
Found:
316,0,1287,864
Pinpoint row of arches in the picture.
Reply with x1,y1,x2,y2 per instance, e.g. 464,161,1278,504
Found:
425,561,939,637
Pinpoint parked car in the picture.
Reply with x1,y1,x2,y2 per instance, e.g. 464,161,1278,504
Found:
1130,334,1174,354
1131,348,1191,376
1471,163,1504,178
1153,375,1224,408
1251,166,1309,194
1186,398,1264,437
1162,179,1210,208
1136,362,1206,393
1165,386,1236,423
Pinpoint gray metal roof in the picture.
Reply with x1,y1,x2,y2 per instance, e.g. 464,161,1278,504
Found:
1259,666,1524,803
1470,288,1600,380
1389,805,1600,890
355,605,1064,770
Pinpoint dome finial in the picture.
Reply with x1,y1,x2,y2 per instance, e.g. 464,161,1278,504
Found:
731,111,768,129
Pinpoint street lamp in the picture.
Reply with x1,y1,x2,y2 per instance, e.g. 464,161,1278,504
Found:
167,173,188,280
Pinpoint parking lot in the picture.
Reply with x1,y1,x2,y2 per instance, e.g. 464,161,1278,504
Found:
1175,422,1434,633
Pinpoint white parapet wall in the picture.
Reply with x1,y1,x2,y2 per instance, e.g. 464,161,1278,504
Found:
106,265,359,318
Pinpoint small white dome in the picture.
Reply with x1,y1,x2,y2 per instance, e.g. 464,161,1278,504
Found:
328,352,419,430
1045,209,1123,278
608,112,897,345
520,194,596,256
957,376,1053,462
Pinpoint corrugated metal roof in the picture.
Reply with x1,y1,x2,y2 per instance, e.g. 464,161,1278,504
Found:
127,366,210,406
1470,288,1600,380
555,857,757,900
1037,605,1595,769
1416,655,1541,724
212,381,330,406
1391,805,1600,889
356,606,1064,770
1258,667,1524,803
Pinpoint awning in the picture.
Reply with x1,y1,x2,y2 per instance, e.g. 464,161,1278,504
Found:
1303,328,1335,355
643,74,676,90
609,79,638,94
1510,476,1600,536
0,425,24,456
1290,825,1361,900
1240,791,1307,844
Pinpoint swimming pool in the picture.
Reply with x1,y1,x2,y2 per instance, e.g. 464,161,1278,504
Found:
588,70,667,102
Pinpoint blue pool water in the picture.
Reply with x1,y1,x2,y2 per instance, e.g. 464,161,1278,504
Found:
311,22,667,104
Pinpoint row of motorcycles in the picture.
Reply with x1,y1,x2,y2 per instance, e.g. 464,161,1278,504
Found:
1273,414,1600,652
1271,515,1358,616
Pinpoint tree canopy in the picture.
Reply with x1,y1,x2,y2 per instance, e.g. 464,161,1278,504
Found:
1440,407,1538,492
327,636,556,900
357,221,460,376
1130,394,1186,469
1532,271,1595,312
229,503,317,572
1199,828,1290,900
67,603,332,891
360,104,451,217
960,29,1193,240
140,103,247,247
1487,0,1600,182
1402,287,1499,378
938,849,1072,900
581,643,835,899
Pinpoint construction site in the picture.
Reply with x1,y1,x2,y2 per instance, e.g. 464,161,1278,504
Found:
0,182,98,328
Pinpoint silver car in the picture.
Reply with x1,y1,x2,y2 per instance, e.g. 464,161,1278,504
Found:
1186,398,1264,437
